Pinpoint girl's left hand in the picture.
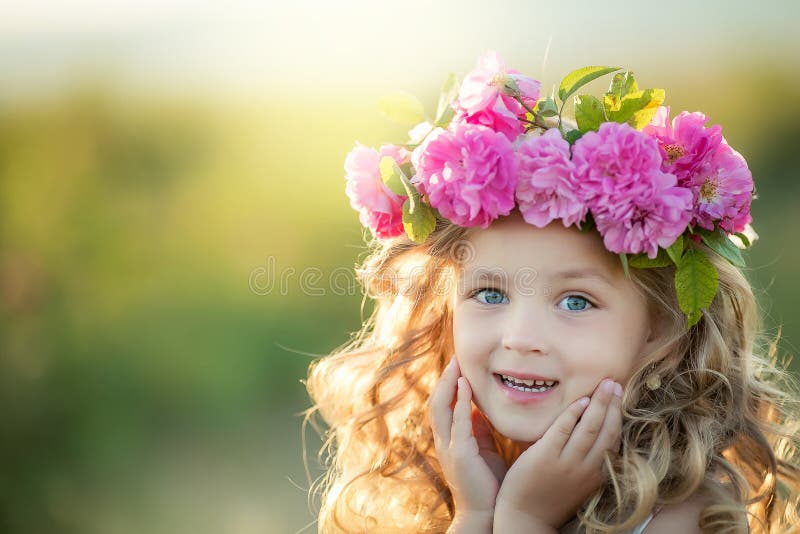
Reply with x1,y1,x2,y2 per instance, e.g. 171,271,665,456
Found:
494,378,624,530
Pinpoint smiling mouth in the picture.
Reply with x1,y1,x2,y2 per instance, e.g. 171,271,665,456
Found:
495,373,559,393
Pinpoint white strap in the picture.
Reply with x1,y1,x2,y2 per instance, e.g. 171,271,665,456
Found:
630,512,655,534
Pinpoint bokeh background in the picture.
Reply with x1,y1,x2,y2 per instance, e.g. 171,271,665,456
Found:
1,1,799,533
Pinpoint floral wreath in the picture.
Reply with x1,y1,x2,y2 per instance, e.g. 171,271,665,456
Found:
344,51,757,326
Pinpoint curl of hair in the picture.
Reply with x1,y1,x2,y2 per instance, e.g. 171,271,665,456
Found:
303,221,800,533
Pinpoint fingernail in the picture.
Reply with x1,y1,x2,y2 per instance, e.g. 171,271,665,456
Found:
578,397,590,407
613,382,623,397
602,379,615,394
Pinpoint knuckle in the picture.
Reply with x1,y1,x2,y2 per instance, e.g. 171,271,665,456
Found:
557,424,572,438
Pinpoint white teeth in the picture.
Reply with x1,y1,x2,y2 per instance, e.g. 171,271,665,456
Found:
499,374,558,392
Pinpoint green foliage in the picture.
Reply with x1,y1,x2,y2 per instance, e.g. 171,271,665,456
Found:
574,94,604,132
380,156,413,197
435,73,459,127
628,249,673,268
558,66,621,104
564,129,584,145
535,96,559,117
402,197,437,242
666,234,684,265
675,249,719,327
603,72,665,130
698,227,746,267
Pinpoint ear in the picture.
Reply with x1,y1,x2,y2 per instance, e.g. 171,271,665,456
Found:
641,311,672,358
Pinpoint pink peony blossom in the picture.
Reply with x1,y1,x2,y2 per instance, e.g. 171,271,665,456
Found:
515,129,587,227
452,50,541,141
689,140,753,233
413,123,518,228
642,106,723,183
572,122,693,258
344,143,410,239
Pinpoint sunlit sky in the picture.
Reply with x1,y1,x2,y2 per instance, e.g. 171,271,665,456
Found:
1,0,798,99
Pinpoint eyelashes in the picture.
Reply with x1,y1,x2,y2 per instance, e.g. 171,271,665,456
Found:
470,287,509,305
468,287,596,312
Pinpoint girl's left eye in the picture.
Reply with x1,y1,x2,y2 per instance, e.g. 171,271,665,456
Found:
557,295,593,312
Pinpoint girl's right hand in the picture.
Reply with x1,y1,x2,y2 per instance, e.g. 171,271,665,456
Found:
428,357,507,521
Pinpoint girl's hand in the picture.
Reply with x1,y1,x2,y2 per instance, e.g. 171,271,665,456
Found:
494,378,624,530
429,358,508,523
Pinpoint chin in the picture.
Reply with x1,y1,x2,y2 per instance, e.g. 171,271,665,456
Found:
490,419,546,444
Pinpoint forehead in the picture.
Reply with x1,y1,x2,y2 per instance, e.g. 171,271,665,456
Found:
459,214,622,281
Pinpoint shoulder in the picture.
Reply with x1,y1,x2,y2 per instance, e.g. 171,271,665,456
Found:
643,491,733,534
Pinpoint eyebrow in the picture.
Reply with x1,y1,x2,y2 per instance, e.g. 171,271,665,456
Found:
462,269,510,283
462,267,613,285
550,268,613,286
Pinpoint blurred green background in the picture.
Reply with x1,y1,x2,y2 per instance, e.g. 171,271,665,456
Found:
1,1,798,533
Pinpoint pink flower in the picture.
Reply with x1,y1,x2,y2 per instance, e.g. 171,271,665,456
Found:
642,106,723,183
689,141,753,233
515,129,587,227
414,123,518,228
344,143,410,239
643,106,753,233
572,122,693,258
452,51,541,141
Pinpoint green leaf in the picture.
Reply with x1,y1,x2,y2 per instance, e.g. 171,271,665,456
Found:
435,73,459,127
699,228,746,268
402,197,437,243
377,92,426,125
604,71,639,111
564,129,584,145
606,88,665,129
666,235,684,265
734,231,751,248
558,66,621,104
619,253,629,278
503,76,521,96
535,96,559,118
379,156,412,197
574,94,604,132
675,249,719,327
628,249,673,268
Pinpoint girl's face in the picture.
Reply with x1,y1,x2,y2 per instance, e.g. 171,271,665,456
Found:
452,212,658,444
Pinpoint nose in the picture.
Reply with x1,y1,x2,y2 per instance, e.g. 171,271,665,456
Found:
501,299,550,355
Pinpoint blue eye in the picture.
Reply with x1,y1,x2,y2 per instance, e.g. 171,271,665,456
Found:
558,295,593,312
472,288,509,305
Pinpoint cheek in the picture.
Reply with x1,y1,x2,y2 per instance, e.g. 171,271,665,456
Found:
560,328,643,391
452,310,493,374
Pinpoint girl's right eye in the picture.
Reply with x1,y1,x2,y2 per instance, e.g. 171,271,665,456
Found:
471,288,509,305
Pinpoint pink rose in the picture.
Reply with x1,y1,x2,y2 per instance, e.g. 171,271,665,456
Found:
344,143,410,239
642,106,723,183
572,122,693,258
414,123,518,228
689,140,753,233
452,50,541,141
515,129,587,227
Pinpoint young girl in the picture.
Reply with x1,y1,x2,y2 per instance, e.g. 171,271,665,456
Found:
304,52,800,533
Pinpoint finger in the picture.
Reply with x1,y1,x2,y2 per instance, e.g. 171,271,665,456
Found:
428,358,459,450
537,395,591,452
471,407,496,453
561,379,617,460
585,387,623,465
451,377,476,448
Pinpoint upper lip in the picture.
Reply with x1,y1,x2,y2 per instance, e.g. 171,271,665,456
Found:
494,370,559,381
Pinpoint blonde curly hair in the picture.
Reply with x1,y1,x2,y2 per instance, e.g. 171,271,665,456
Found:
303,219,800,533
